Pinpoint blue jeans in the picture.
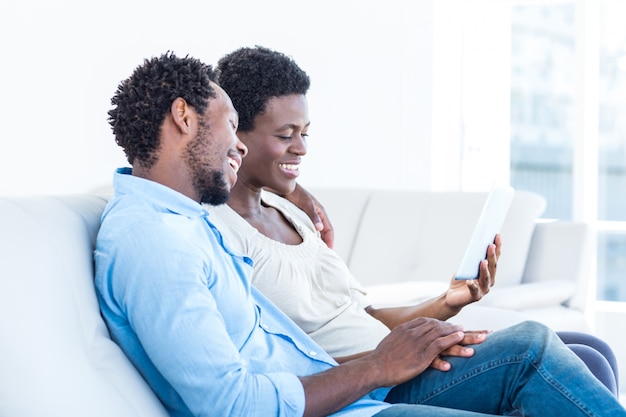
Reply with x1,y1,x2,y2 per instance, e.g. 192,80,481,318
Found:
374,321,625,417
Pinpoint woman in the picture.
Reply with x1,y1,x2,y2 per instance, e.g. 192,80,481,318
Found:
211,45,618,393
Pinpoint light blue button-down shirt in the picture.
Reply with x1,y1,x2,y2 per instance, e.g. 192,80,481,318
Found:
94,168,391,417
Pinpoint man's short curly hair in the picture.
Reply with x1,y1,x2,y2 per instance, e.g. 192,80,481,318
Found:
108,52,217,167
216,46,310,132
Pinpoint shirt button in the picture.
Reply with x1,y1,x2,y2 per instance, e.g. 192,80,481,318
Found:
261,323,269,330
309,351,317,356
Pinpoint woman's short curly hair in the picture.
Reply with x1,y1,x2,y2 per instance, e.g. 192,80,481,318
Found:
108,52,217,167
216,46,310,132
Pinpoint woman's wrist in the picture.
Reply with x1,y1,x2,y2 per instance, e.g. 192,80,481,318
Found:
438,292,463,320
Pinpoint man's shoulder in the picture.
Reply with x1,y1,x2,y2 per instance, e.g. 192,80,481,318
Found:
99,194,200,250
101,194,158,231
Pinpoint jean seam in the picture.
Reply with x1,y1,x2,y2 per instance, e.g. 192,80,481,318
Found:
420,354,598,417
418,357,520,404
531,355,597,417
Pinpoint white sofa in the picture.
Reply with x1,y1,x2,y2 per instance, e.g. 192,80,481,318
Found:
0,195,168,417
0,189,593,416
308,188,594,333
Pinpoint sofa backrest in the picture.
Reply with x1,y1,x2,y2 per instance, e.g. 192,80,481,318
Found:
522,221,593,311
309,188,546,288
0,195,168,417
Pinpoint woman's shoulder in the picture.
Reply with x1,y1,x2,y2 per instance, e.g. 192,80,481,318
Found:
261,191,319,234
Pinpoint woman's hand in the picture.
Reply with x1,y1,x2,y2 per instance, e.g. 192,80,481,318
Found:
429,330,491,371
445,234,501,310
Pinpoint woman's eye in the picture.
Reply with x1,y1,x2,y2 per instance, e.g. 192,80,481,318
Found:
277,132,308,140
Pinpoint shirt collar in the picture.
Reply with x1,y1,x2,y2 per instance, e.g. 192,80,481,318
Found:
113,167,208,219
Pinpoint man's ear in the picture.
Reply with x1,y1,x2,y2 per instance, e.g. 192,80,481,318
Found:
171,97,192,133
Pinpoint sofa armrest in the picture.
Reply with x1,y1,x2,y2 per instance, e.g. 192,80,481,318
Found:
521,221,593,311
478,280,576,310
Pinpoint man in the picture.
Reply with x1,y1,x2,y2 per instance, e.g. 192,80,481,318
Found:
95,52,626,417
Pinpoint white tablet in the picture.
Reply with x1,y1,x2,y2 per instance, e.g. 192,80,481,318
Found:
454,184,515,280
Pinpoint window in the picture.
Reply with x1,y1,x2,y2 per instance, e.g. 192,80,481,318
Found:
510,0,626,302
597,0,626,301
510,3,575,220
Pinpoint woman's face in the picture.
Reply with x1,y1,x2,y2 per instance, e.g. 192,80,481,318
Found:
236,94,309,195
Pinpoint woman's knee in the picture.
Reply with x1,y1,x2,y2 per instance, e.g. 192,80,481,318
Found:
482,321,562,360
495,321,555,344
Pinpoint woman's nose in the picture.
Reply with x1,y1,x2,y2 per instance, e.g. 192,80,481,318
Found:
291,135,307,155
237,138,248,158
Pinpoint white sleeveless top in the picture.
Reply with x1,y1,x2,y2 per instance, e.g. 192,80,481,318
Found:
208,191,391,357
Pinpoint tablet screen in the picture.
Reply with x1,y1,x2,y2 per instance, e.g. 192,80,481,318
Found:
454,185,514,280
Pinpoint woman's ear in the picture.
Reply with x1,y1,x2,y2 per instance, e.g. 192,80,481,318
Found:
171,97,192,133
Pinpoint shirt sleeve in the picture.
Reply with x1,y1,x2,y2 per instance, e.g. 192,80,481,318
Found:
101,218,306,417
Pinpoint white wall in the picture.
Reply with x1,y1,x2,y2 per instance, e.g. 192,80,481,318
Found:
0,0,510,195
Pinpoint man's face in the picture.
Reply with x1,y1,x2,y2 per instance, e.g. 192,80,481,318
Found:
183,83,246,205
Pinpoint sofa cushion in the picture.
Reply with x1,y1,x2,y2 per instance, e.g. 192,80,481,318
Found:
346,190,484,287
449,304,529,331
521,221,592,311
0,195,168,417
346,190,546,289
365,281,449,307
306,187,372,262
497,190,547,286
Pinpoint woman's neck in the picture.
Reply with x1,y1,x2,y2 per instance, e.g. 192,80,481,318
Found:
226,181,304,245
226,182,264,219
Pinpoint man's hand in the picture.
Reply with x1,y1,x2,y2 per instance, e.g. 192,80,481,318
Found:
367,318,466,386
280,183,335,248
445,234,501,310
299,317,465,417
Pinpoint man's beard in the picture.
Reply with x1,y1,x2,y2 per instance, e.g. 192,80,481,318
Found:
185,119,231,206
197,170,230,206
